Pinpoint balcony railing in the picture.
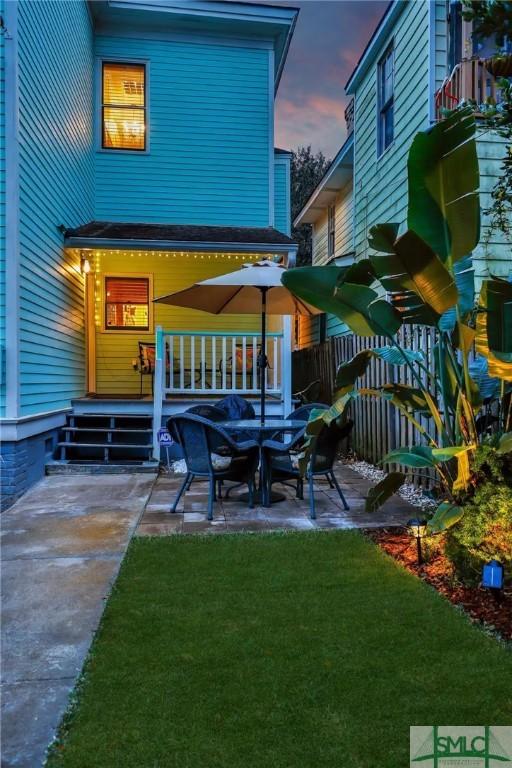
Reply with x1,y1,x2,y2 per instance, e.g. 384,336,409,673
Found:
434,58,502,120
152,328,293,456
160,331,284,396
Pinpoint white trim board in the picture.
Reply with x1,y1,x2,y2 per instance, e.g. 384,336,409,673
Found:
0,408,71,442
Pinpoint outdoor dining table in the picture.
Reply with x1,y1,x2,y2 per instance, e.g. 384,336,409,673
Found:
219,418,306,505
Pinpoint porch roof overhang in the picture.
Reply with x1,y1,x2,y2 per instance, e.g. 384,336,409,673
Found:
293,135,354,227
64,221,298,256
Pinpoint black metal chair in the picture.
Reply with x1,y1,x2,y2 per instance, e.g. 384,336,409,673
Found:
167,413,259,520
263,419,353,519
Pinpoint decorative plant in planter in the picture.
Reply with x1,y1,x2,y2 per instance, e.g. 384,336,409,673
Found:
282,105,512,533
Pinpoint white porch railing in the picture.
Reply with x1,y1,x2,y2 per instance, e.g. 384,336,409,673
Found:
152,324,293,457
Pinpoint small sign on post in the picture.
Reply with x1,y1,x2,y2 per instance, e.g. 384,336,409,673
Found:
157,427,173,446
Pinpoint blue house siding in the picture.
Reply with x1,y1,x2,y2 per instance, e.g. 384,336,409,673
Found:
274,155,291,235
94,36,271,227
17,0,94,416
0,0,5,417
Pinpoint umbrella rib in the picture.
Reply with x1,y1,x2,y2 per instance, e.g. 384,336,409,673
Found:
215,286,244,314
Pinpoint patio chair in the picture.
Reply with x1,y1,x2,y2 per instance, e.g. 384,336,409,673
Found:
167,413,259,520
134,341,155,395
263,419,353,519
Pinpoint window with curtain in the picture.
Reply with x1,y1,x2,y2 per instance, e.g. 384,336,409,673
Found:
102,62,146,150
377,44,394,156
105,277,150,330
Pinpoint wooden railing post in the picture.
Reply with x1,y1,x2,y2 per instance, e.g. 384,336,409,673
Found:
152,325,164,461
282,316,292,416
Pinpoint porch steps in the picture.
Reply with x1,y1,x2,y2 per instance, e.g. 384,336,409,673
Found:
48,412,159,473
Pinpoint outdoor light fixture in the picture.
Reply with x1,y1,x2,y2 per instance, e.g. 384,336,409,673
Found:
80,253,91,274
407,518,428,566
482,560,504,590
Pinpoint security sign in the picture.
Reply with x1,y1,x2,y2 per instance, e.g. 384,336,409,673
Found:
157,428,173,445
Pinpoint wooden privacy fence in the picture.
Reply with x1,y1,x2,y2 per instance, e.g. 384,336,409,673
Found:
293,327,441,486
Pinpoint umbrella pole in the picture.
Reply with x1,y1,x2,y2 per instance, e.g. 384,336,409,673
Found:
259,287,268,425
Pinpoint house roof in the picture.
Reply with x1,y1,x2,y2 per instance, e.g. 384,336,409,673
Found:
345,0,403,95
274,147,293,156
89,1,299,93
64,221,297,253
293,135,354,227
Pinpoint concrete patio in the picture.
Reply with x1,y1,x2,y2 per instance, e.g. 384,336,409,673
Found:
1,463,413,767
135,462,414,536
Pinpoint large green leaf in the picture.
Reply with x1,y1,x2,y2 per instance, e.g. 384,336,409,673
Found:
439,256,475,331
372,346,425,366
389,291,440,326
427,502,464,533
468,356,500,402
407,105,480,263
365,472,406,512
497,432,512,455
378,383,435,416
368,222,400,252
369,228,458,316
334,347,425,397
282,267,401,337
298,395,352,476
382,446,436,468
475,279,512,381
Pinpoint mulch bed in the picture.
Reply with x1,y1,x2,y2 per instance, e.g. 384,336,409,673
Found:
366,528,512,643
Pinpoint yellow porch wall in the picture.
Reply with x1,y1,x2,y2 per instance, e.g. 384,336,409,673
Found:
91,251,282,394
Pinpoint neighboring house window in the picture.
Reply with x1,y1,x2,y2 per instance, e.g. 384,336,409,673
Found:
102,62,146,151
378,44,394,156
328,205,335,258
104,276,150,330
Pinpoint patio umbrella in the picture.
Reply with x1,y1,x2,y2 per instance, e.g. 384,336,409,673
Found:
154,260,321,423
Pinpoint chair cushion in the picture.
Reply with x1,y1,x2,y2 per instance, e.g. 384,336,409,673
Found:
211,453,231,471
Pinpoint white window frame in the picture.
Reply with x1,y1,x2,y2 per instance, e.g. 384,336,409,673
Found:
328,204,336,258
96,58,150,154
101,273,154,334
377,43,394,157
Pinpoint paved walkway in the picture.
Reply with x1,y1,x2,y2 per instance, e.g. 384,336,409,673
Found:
1,473,157,768
136,462,414,536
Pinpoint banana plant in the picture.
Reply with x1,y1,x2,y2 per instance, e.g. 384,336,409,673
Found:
282,106,512,532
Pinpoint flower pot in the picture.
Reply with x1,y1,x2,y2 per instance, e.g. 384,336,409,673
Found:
485,54,512,78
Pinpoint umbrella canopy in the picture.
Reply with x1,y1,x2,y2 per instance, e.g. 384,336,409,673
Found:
154,260,321,423
154,260,321,315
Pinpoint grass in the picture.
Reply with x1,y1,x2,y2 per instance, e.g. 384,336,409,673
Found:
48,531,512,768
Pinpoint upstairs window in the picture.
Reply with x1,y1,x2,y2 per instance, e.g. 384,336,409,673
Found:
328,204,336,258
378,44,394,156
105,276,150,330
102,62,146,151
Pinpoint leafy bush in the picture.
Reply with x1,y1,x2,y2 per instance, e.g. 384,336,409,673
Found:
445,479,512,585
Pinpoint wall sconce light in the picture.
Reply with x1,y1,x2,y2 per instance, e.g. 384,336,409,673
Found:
80,254,91,274
407,517,428,566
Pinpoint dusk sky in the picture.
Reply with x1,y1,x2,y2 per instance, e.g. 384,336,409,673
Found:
240,0,389,159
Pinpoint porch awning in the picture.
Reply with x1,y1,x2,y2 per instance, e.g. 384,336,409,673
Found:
64,221,297,255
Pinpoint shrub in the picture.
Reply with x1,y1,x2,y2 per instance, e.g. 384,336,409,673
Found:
445,481,512,585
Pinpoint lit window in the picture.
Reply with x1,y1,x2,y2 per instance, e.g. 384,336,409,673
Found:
328,204,335,258
105,277,150,330
102,62,146,151
378,44,394,156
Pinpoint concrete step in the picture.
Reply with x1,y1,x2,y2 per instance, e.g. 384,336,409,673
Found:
46,460,159,475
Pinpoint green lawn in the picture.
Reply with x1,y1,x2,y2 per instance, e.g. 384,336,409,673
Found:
48,531,512,768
